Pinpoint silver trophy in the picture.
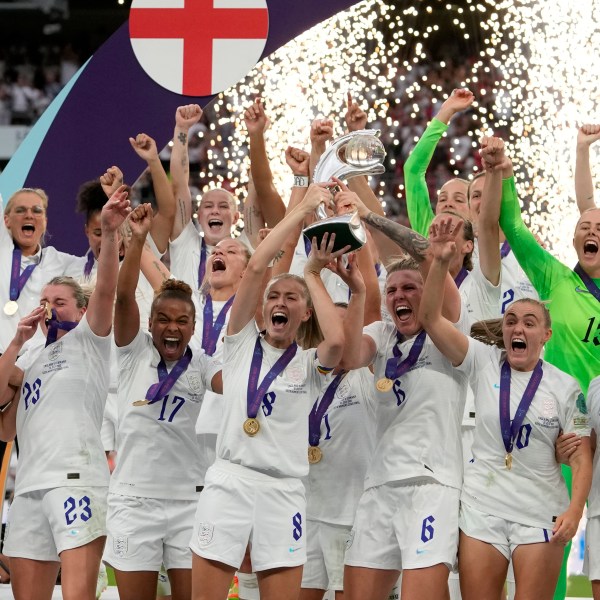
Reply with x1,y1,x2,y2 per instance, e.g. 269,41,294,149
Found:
303,129,386,253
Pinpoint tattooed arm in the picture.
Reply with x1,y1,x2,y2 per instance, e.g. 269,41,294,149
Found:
140,240,171,291
170,104,203,241
363,212,430,262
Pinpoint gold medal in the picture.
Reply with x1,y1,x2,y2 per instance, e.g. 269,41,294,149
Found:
243,418,260,436
132,400,150,407
308,446,323,464
505,453,513,470
376,378,393,392
3,301,18,316
44,303,52,320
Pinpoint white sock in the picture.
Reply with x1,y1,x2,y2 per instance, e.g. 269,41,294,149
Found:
237,571,260,600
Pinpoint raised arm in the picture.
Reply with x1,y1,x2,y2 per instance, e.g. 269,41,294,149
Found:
404,88,474,236
99,166,124,199
227,184,335,336
271,146,312,276
86,186,131,337
497,158,560,297
129,133,175,253
114,204,153,346
309,118,334,180
140,240,171,291
418,217,469,366
243,97,285,227
476,137,505,286
575,124,600,214
170,104,203,240
304,236,345,368
333,190,382,325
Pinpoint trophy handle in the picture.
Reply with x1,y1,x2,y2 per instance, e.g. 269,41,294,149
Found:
315,202,328,221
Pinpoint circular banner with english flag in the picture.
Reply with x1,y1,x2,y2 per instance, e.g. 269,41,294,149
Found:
129,0,269,96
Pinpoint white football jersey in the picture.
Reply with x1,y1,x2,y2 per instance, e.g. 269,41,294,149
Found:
362,308,470,491
304,367,376,526
111,330,219,500
15,315,111,495
456,338,589,529
216,319,327,479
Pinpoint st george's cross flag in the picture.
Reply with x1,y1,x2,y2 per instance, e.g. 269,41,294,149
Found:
129,0,269,97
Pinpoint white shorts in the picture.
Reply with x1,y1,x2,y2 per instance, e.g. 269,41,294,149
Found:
301,520,351,591
584,515,600,580
191,460,306,572
459,502,551,560
4,486,107,561
345,480,459,571
104,493,198,571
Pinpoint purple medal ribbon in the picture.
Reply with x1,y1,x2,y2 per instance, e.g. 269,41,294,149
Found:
202,294,235,356
308,371,347,448
454,267,469,289
375,262,382,277
197,238,207,288
246,336,298,419
145,346,193,404
384,330,426,380
574,262,600,303
500,240,511,259
83,249,95,277
9,245,37,302
45,309,78,347
499,359,543,456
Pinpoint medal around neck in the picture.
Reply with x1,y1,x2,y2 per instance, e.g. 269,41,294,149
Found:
308,446,323,464
243,418,260,437
505,453,513,470
3,301,18,316
303,130,386,254
376,377,393,392
133,399,150,407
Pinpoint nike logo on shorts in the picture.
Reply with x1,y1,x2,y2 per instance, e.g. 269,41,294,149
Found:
289,547,301,553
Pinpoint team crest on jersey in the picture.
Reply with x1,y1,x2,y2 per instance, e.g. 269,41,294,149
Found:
576,393,588,415
114,535,128,557
48,341,63,362
542,398,556,417
186,373,203,396
336,380,350,399
285,364,306,385
197,522,214,546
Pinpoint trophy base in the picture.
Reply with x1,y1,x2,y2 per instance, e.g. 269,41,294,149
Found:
303,215,366,254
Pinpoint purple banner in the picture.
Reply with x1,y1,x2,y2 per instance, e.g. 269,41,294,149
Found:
16,0,358,255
